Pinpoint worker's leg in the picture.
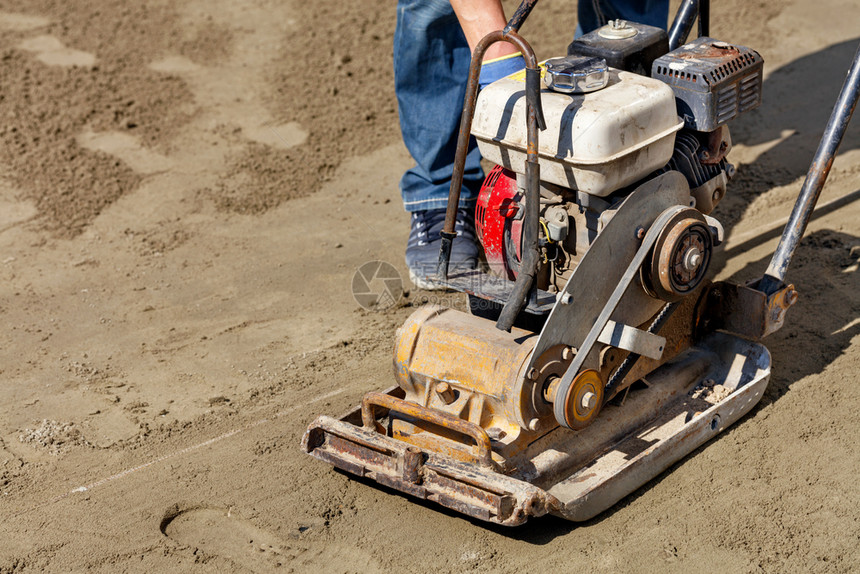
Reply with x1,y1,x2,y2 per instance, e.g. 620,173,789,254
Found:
394,0,483,289
393,0,484,214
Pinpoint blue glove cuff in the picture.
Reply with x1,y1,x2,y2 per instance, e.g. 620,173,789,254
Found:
479,54,526,89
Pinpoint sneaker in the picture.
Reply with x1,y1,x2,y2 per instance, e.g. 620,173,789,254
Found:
405,207,479,290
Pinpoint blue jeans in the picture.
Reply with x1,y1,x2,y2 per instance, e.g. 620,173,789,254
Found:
394,0,670,213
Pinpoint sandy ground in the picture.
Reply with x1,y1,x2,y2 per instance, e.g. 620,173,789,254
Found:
0,0,858,572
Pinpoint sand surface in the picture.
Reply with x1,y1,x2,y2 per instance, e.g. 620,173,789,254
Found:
0,0,858,572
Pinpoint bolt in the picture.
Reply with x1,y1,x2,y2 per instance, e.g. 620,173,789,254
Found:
527,367,538,380
435,382,456,405
559,293,573,305
528,418,541,432
712,187,723,202
683,247,702,271
581,391,596,411
562,346,574,361
636,226,646,240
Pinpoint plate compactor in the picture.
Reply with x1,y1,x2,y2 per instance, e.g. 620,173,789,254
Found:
303,0,860,525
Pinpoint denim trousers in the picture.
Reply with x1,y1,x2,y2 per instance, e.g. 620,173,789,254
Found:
394,0,670,213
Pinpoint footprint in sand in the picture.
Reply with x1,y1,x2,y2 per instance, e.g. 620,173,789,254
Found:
242,122,308,150
0,179,37,231
17,35,95,68
149,55,202,75
0,11,49,31
161,506,382,573
148,55,308,151
77,131,172,175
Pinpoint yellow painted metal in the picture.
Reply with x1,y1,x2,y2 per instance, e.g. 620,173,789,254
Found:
393,306,559,459
561,369,604,429
361,391,496,468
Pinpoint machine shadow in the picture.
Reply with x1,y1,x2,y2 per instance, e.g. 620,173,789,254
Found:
500,41,860,544
712,37,860,242
504,227,859,544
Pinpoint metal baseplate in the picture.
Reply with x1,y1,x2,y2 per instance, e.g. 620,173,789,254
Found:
301,332,770,526
439,269,556,315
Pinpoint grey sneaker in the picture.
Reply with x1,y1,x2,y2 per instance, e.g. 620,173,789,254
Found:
405,208,478,290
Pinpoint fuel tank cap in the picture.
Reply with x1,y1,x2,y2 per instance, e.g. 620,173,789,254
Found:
543,55,608,94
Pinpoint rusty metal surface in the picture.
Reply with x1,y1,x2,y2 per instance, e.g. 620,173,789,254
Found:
619,289,701,388
503,0,541,34
648,208,712,301
699,125,730,165
550,203,689,429
391,305,565,462
527,172,690,379
760,41,860,294
301,394,560,526
553,335,770,521
302,333,771,525
393,306,537,426
699,281,798,340
361,391,496,469
438,28,541,285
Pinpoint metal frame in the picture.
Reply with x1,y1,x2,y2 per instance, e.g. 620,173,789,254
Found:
302,4,860,528
303,334,771,525
437,0,715,331
758,41,860,294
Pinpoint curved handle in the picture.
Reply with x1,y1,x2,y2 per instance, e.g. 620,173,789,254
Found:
360,392,495,469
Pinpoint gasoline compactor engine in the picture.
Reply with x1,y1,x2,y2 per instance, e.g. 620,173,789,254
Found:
301,2,860,524
474,23,760,307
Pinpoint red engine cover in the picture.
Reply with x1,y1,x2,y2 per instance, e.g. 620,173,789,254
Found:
476,165,522,280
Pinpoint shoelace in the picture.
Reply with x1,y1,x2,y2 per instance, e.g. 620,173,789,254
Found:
413,208,474,246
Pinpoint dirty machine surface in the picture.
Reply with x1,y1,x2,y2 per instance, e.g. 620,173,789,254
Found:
302,1,860,526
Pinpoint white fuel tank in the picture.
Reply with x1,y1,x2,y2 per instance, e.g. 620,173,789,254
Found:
472,66,683,196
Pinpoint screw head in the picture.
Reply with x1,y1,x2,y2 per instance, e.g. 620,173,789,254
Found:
683,246,702,271
581,391,596,410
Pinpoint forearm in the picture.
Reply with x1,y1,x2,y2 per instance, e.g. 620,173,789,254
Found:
449,0,519,61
